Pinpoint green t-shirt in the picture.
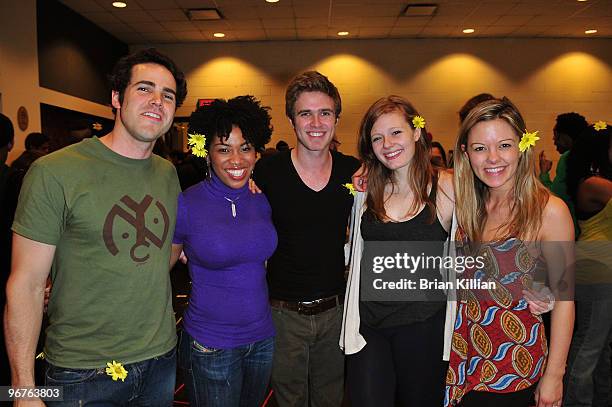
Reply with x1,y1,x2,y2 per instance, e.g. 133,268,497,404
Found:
13,137,181,368
539,151,579,236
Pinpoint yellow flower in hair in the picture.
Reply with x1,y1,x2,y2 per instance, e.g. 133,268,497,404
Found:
343,183,356,196
412,116,426,129
187,133,208,158
519,130,539,152
106,361,128,382
594,121,608,131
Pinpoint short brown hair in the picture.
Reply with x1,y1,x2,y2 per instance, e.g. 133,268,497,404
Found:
285,71,341,122
109,48,187,114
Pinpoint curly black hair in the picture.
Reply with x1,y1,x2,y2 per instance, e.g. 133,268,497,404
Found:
555,112,589,142
567,124,612,205
188,95,273,153
108,48,188,114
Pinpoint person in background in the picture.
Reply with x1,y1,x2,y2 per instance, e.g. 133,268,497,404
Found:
539,112,589,236
458,93,495,124
564,122,612,407
254,71,360,407
0,113,14,203
9,132,48,171
5,48,187,406
431,140,448,169
447,97,574,407
7,131,50,206
275,140,289,152
261,147,278,159
341,95,454,406
171,95,276,407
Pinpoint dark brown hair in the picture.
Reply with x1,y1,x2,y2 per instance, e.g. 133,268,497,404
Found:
108,48,187,114
459,93,494,123
358,95,435,222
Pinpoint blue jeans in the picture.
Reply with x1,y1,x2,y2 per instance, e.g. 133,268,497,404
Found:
45,347,176,406
178,330,274,407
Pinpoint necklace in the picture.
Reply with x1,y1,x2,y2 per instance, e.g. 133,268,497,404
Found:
224,196,239,218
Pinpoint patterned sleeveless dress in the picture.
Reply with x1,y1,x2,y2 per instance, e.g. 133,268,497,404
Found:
444,229,548,406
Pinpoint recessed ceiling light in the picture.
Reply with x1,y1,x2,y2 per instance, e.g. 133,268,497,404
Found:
112,1,127,8
463,28,475,34
337,31,349,36
577,0,588,2
265,0,280,2
213,32,225,38
585,29,597,34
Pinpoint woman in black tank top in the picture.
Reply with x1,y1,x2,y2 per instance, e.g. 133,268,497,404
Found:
344,96,455,407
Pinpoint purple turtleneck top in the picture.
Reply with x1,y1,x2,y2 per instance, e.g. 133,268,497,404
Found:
173,173,277,348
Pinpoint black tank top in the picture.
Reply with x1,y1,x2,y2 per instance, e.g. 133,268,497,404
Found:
359,175,448,328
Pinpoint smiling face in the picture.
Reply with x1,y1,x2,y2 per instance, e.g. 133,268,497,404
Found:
370,110,421,172
465,118,520,193
210,126,256,189
111,63,177,145
291,91,337,152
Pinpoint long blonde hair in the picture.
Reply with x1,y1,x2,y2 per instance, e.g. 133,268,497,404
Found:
358,95,435,222
454,97,549,241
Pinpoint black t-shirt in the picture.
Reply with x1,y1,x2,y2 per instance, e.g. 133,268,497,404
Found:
254,150,361,301
359,179,448,328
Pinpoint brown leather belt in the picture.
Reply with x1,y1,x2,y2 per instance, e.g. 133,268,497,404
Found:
270,295,344,316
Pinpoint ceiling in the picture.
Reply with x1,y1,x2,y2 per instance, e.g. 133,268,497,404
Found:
58,0,612,44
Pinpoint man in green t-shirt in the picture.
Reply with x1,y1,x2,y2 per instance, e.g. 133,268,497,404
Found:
539,112,588,237
5,48,187,406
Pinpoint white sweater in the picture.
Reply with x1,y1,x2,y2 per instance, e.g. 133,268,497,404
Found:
339,191,458,360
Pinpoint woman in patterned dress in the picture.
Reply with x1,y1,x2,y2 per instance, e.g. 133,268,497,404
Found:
446,97,575,407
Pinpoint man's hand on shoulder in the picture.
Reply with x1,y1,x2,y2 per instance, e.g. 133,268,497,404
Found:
352,164,368,192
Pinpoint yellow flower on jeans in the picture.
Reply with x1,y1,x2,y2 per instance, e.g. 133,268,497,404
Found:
106,361,128,382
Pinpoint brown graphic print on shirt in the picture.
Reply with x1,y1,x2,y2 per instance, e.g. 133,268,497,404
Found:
103,194,170,263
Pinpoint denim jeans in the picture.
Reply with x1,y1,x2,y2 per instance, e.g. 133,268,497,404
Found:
564,297,612,407
270,304,344,407
45,347,176,406
178,330,274,407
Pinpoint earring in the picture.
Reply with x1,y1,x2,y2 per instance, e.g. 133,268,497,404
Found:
205,156,212,179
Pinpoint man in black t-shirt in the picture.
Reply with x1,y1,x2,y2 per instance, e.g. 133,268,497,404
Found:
255,71,360,407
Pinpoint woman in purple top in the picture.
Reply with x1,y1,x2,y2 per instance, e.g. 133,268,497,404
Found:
170,96,277,407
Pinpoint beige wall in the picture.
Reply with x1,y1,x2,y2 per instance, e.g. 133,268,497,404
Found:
2,0,609,167
144,38,611,169
0,0,112,164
